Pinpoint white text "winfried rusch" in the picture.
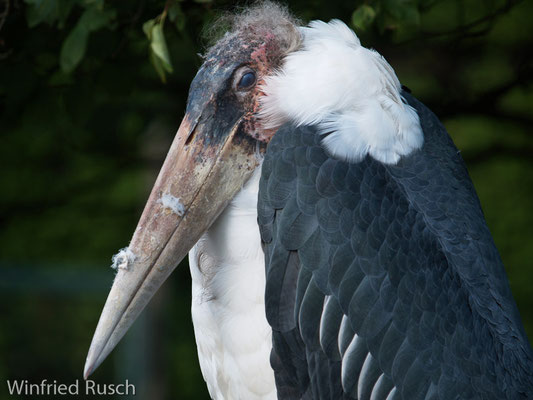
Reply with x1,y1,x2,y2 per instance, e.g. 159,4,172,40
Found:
6,379,136,396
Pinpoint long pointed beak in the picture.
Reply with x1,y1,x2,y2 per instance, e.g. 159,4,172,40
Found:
84,107,260,378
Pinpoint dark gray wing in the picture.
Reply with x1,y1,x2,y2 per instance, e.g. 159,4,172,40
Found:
258,93,533,400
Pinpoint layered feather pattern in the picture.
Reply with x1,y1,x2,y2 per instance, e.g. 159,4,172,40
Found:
258,93,533,399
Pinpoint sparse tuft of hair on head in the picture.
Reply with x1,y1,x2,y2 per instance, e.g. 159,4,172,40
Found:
203,1,302,58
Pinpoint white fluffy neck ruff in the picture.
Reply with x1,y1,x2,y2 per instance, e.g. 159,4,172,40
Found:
260,20,423,165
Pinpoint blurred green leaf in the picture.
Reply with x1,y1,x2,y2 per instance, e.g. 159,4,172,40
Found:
400,4,421,26
78,7,116,31
58,7,116,74
87,0,105,10
24,0,75,28
383,0,405,17
143,18,171,81
168,3,186,32
47,70,75,86
168,3,180,21
150,23,174,75
59,24,89,73
383,0,421,27
56,0,75,28
25,0,59,27
352,4,376,31
143,18,156,39
149,50,168,83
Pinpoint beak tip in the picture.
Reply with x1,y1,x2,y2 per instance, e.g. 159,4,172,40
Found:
83,362,93,380
83,348,99,380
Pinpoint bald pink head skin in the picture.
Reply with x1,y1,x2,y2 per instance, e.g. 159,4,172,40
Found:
198,28,294,144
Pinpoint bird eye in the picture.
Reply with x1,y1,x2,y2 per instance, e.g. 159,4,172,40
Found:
237,71,256,90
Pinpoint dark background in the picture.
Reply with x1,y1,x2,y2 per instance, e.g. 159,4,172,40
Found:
1,0,532,398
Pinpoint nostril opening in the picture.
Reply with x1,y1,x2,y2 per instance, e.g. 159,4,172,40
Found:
185,120,200,146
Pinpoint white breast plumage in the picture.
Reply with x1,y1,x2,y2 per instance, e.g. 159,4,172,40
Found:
189,166,276,400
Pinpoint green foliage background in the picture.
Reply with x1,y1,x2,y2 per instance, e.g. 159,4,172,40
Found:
0,0,532,398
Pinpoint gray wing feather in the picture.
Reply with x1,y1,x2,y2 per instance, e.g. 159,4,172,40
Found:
259,93,533,399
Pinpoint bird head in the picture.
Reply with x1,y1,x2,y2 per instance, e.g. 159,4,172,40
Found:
84,4,300,378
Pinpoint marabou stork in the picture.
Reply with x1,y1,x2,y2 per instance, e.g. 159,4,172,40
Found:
84,3,533,399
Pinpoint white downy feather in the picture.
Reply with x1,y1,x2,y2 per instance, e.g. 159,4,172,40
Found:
261,19,423,165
